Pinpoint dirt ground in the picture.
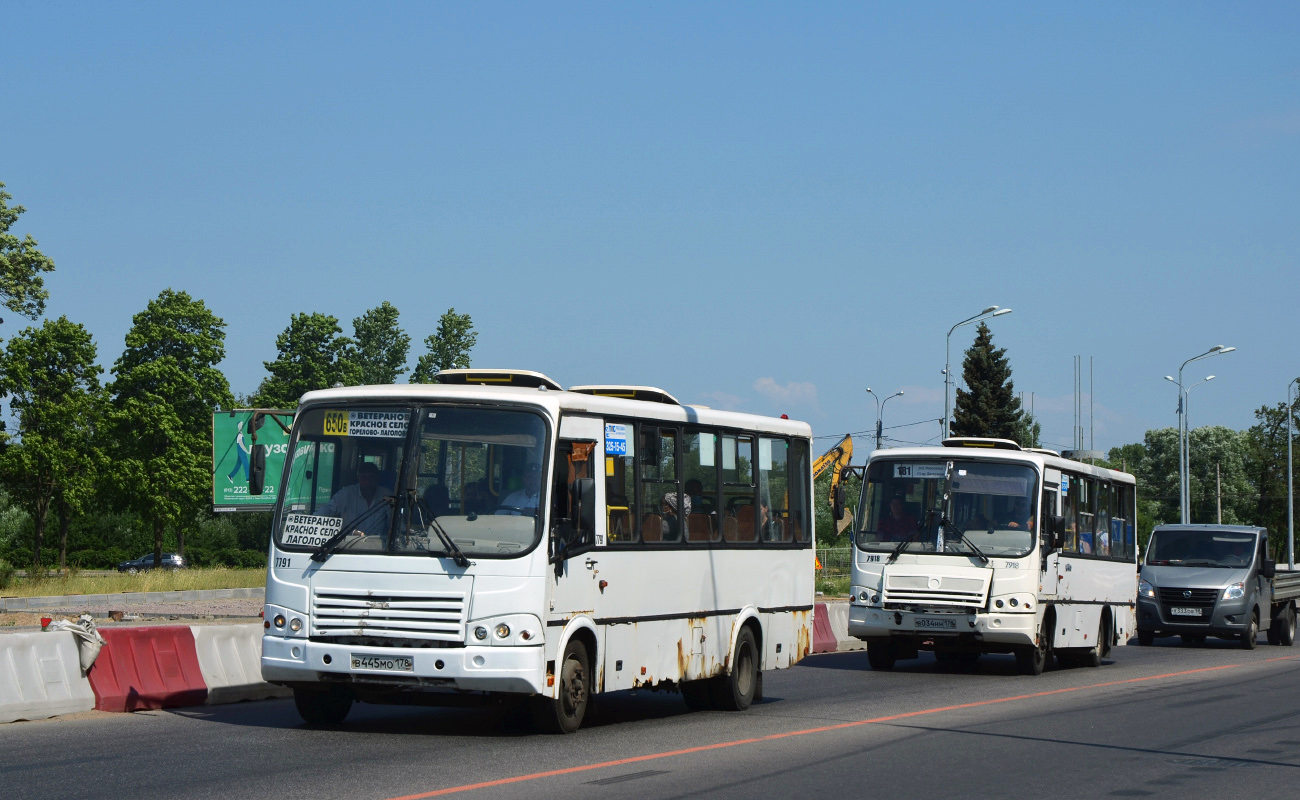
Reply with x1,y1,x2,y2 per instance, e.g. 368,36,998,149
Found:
0,597,264,632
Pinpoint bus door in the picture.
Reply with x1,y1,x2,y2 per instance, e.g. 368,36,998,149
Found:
547,417,604,624
1040,468,1061,598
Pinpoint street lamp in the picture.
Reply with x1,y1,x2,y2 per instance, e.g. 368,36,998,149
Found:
944,306,1012,439
866,387,904,451
1170,345,1236,524
1288,377,1298,570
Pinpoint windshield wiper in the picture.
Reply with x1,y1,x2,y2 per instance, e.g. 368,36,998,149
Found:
888,510,934,563
310,500,393,562
413,492,472,568
951,522,990,565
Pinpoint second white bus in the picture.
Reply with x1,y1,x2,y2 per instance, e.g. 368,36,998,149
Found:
847,438,1137,674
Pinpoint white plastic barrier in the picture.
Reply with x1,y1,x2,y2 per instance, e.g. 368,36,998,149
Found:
823,602,850,642
190,623,290,705
0,631,96,723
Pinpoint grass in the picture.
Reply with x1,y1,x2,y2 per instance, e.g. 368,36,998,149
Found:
1,567,266,598
816,574,851,597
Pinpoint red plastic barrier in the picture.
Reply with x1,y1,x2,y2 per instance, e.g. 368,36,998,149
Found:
88,627,208,712
812,602,838,654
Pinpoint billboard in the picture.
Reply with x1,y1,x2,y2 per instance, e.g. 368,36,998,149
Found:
212,409,294,511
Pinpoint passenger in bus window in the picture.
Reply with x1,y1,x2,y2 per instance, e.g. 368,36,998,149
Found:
878,495,917,541
320,462,394,537
498,462,542,516
661,492,690,541
686,479,708,513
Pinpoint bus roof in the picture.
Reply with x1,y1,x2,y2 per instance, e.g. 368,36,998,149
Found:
296,381,812,438
866,444,1135,484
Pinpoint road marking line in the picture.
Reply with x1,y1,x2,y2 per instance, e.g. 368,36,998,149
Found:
384,657,1300,799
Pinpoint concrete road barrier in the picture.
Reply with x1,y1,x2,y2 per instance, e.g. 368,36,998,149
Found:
190,623,289,704
89,627,208,712
0,631,96,723
813,603,839,653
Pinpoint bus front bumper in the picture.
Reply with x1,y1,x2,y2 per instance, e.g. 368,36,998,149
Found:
848,605,1038,649
261,636,547,695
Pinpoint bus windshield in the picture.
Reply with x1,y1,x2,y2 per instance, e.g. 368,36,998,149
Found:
856,458,1039,558
275,404,549,559
1146,530,1257,568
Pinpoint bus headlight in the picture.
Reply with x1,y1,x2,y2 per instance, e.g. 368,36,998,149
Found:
1222,582,1245,600
289,618,302,632
494,623,511,639
273,614,286,629
1138,579,1155,599
474,626,489,640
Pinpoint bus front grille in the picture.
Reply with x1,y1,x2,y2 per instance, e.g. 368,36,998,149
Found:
311,588,467,646
882,574,988,609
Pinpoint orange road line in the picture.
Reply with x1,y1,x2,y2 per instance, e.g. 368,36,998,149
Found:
384,658,1300,800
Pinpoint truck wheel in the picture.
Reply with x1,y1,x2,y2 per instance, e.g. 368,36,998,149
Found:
867,640,897,671
1240,610,1259,650
1137,630,1154,646
1280,604,1296,646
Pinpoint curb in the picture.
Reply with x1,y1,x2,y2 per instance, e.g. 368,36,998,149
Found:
1,587,265,612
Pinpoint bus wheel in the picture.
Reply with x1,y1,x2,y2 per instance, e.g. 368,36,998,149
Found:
711,627,758,711
680,679,713,711
1240,611,1259,650
533,639,590,733
866,640,896,671
293,687,353,726
1015,626,1050,676
1081,617,1108,668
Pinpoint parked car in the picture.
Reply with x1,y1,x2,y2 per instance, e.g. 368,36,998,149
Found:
117,553,186,574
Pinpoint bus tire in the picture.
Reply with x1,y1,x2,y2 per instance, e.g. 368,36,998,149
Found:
1081,615,1108,668
293,686,353,726
1016,626,1050,676
866,640,896,671
1240,610,1259,650
711,626,758,711
532,639,590,733
680,679,713,711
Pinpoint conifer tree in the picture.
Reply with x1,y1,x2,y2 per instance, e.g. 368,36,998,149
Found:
951,321,1024,441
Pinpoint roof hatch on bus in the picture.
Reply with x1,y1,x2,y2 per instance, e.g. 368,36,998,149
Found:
941,437,1022,451
568,385,681,405
433,369,562,391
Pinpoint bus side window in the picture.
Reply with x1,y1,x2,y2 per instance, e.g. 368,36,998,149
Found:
550,441,596,557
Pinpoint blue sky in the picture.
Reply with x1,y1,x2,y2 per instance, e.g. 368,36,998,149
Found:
4,3,1298,456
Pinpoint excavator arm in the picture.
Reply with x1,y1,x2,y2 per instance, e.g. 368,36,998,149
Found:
813,435,854,534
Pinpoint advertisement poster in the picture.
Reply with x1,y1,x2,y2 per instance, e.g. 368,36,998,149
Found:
212,410,294,511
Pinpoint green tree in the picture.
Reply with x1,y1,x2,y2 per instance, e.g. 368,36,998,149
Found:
255,313,361,407
107,290,233,564
353,301,410,385
1243,396,1299,555
411,308,477,383
0,182,57,323
0,317,103,570
951,321,1023,440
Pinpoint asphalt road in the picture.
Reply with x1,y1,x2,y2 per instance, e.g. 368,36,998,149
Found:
4,636,1299,800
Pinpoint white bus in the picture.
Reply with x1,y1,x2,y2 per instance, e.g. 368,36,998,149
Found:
847,438,1137,674
260,370,815,732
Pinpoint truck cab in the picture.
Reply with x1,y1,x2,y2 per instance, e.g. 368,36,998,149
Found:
1137,524,1275,648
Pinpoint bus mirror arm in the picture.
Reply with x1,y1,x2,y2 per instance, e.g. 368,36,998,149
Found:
248,445,267,496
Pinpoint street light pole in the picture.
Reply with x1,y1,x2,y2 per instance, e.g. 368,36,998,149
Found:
1182,376,1215,524
1288,377,1298,570
944,306,1012,440
1171,346,1236,524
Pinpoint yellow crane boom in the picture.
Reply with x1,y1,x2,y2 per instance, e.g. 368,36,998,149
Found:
813,435,854,534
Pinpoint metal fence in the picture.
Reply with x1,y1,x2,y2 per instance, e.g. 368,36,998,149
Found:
816,547,852,580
